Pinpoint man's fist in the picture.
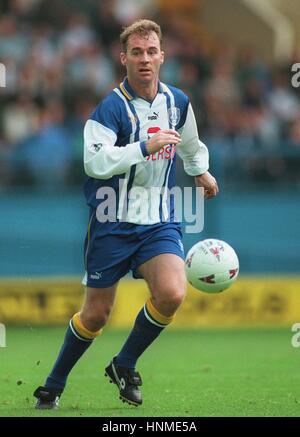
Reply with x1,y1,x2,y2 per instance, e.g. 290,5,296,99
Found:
195,171,219,199
145,129,181,155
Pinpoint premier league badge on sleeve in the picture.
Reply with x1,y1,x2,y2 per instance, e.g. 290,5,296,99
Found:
89,142,103,153
168,107,180,128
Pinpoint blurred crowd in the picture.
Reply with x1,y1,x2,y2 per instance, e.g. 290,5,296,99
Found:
0,0,300,190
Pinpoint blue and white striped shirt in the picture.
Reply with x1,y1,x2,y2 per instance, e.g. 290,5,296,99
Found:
83,78,209,226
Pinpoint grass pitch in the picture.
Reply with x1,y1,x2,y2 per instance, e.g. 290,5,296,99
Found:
1,326,299,417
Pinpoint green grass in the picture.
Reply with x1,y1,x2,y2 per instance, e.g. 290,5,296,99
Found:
1,326,300,417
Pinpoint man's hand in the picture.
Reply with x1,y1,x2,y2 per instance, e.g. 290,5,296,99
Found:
145,129,181,155
195,171,219,199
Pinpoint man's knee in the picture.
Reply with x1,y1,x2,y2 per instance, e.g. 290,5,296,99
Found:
80,285,117,332
153,286,186,316
80,305,112,332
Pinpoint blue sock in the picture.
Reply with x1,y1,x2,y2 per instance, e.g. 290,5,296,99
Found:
116,299,174,369
45,315,100,391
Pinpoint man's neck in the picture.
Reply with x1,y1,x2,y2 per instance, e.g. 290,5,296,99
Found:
128,79,159,103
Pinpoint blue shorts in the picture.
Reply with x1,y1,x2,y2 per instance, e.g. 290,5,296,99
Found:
82,220,185,288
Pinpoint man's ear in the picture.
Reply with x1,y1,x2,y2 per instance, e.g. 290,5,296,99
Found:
160,50,165,64
120,52,127,66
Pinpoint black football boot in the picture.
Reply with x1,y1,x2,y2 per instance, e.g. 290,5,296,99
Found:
105,357,142,406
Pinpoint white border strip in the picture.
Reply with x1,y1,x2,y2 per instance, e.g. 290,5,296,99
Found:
143,306,167,328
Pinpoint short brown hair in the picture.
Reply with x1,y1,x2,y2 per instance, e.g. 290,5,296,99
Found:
120,19,162,52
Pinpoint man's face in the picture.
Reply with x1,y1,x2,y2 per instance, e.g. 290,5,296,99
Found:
120,31,164,85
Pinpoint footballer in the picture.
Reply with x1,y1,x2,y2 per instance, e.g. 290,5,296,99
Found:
34,19,218,409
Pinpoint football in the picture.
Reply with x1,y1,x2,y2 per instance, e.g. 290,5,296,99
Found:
185,239,239,293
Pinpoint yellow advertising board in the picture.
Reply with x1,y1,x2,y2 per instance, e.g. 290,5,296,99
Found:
0,277,300,327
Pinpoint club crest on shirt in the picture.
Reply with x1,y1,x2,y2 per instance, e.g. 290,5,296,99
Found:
168,107,180,128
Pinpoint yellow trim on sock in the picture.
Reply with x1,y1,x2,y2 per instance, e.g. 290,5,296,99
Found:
72,313,101,340
146,299,174,326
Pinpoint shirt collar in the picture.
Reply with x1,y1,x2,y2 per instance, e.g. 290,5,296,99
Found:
119,77,164,101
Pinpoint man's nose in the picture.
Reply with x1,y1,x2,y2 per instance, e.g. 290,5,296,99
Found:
141,52,150,62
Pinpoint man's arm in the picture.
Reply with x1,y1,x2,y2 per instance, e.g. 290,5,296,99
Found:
177,103,219,198
84,119,149,180
84,121,181,180
84,92,181,180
